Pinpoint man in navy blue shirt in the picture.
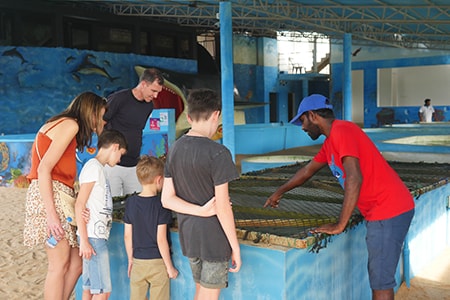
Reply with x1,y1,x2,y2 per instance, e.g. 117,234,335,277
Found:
103,68,164,196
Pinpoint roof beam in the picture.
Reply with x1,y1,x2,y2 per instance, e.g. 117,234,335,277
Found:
50,0,450,50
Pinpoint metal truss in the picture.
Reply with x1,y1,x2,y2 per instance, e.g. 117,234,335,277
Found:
52,0,450,50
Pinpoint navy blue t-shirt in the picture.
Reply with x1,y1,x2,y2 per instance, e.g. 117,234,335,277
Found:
104,88,154,167
123,194,173,259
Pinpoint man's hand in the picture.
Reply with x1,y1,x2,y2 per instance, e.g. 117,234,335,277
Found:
311,222,345,235
264,193,282,208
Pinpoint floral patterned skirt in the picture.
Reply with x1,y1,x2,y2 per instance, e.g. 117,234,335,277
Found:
23,180,78,248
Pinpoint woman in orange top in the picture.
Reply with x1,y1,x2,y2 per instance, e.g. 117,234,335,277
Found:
24,91,107,300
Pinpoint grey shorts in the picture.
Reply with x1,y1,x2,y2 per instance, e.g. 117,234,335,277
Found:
188,257,229,289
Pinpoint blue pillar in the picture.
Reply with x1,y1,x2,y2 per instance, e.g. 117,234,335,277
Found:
343,33,352,121
278,90,288,123
302,79,309,99
256,37,271,123
219,1,235,160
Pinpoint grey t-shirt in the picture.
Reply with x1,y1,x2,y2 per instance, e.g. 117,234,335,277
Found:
164,135,239,261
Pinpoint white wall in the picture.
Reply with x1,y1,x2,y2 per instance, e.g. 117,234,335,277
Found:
352,70,364,124
378,64,450,107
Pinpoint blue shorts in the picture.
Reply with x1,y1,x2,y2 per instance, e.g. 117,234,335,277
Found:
188,257,229,289
81,237,112,294
366,209,414,290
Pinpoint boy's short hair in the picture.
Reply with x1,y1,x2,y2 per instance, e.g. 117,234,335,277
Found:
136,155,164,184
187,88,221,121
97,129,128,151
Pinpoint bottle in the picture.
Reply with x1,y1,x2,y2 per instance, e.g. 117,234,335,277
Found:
46,235,58,248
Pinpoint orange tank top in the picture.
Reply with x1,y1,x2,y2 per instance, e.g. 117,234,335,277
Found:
27,119,77,188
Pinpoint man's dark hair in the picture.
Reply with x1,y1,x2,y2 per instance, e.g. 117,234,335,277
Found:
312,108,335,119
140,68,164,85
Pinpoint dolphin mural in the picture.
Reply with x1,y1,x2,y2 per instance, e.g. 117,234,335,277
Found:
134,66,267,138
2,47,28,64
72,55,119,82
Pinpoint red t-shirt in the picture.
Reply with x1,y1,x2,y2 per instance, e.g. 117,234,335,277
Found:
314,120,414,221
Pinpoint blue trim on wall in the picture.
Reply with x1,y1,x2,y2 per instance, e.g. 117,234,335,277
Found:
0,46,196,135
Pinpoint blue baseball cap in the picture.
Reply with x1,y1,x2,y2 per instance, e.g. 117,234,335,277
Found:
290,94,333,125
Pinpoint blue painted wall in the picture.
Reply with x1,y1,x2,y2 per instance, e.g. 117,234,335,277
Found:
233,35,279,124
0,134,34,186
86,222,369,300
5,41,449,135
277,74,330,123
235,123,325,155
0,109,174,187
0,46,196,135
407,186,449,278
78,180,450,300
0,37,282,133
1,37,324,136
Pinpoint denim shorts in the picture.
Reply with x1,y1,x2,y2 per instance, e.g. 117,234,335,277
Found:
366,209,414,290
81,237,112,294
188,257,229,289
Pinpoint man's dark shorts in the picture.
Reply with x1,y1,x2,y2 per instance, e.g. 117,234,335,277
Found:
366,209,414,290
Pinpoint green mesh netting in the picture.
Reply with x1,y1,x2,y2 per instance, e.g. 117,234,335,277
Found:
113,160,450,249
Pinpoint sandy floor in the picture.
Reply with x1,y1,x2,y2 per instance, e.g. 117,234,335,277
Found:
0,187,47,299
1,186,449,299
395,247,450,299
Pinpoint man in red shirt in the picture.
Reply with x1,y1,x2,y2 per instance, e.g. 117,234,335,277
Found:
265,94,414,300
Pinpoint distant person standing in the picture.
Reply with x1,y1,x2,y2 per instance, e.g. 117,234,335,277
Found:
418,98,435,122
103,68,164,197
